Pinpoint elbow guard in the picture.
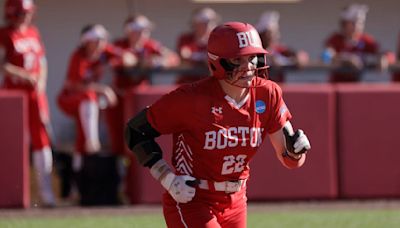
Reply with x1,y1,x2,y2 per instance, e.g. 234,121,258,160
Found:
124,108,162,167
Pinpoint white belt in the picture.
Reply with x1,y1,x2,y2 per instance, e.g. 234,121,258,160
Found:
198,179,247,193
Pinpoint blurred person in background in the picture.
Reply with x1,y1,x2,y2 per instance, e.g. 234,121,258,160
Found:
106,14,179,157
322,4,386,82
57,24,135,178
175,7,220,84
255,11,309,83
0,0,56,207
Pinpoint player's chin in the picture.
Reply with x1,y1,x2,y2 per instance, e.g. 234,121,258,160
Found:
240,75,255,82
235,76,254,87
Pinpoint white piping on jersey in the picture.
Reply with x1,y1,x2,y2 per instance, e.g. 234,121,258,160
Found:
176,202,189,228
176,156,193,174
175,134,194,175
224,93,250,109
176,135,194,159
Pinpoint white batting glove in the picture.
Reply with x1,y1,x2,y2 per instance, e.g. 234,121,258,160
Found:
160,173,196,203
293,130,311,153
283,128,311,154
150,159,196,203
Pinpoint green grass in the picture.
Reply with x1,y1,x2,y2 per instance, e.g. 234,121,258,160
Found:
250,210,400,228
0,210,399,228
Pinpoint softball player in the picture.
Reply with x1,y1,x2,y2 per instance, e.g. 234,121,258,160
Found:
57,24,134,171
256,11,309,82
175,7,220,84
323,4,381,82
0,0,55,207
106,14,179,156
125,22,311,228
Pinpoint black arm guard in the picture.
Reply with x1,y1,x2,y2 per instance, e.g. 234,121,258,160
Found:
124,108,162,167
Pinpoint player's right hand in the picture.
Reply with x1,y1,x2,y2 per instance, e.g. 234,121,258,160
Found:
283,127,311,154
160,173,197,203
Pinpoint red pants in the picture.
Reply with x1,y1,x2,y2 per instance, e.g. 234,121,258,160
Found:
29,91,51,150
57,89,98,154
163,188,247,228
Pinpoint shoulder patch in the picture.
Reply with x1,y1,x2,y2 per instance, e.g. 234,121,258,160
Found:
255,100,266,114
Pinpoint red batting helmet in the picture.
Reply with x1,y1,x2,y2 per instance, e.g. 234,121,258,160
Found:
207,22,268,80
4,0,35,22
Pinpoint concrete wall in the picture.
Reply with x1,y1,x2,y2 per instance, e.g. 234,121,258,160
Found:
0,0,399,145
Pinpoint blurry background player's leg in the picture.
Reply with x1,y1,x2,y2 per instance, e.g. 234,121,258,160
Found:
32,147,55,207
79,100,101,154
29,93,56,207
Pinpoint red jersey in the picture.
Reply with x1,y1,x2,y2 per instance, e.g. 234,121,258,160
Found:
325,32,379,82
113,38,162,89
268,44,296,82
177,32,207,63
63,44,122,87
0,25,45,89
176,32,208,84
325,32,378,54
147,77,291,182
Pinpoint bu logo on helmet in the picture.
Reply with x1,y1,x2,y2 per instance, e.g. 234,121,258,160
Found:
237,31,261,48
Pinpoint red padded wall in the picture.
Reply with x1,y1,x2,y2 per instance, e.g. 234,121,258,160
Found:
0,91,29,208
247,84,338,200
336,84,400,198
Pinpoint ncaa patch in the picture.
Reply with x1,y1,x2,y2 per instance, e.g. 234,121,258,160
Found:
255,100,266,114
279,104,288,116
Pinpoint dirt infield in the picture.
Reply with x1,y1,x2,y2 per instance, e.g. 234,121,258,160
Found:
1,199,400,218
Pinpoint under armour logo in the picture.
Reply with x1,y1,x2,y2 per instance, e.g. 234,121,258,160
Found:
211,106,223,115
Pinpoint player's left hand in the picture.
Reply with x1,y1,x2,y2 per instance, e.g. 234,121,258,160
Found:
283,128,311,154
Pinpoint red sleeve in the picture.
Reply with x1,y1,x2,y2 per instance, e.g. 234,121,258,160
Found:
104,43,123,58
147,86,192,134
266,83,292,134
145,39,163,55
276,45,296,57
177,33,190,50
103,43,125,67
66,50,87,84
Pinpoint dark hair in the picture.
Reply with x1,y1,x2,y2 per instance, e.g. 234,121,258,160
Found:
81,24,96,35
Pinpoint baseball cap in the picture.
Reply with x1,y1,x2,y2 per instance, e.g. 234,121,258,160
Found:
340,4,368,23
80,24,109,44
192,7,219,23
125,15,153,32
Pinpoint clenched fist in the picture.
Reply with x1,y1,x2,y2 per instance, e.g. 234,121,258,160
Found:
283,127,311,155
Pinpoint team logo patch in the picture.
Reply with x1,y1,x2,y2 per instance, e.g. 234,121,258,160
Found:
255,100,266,114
